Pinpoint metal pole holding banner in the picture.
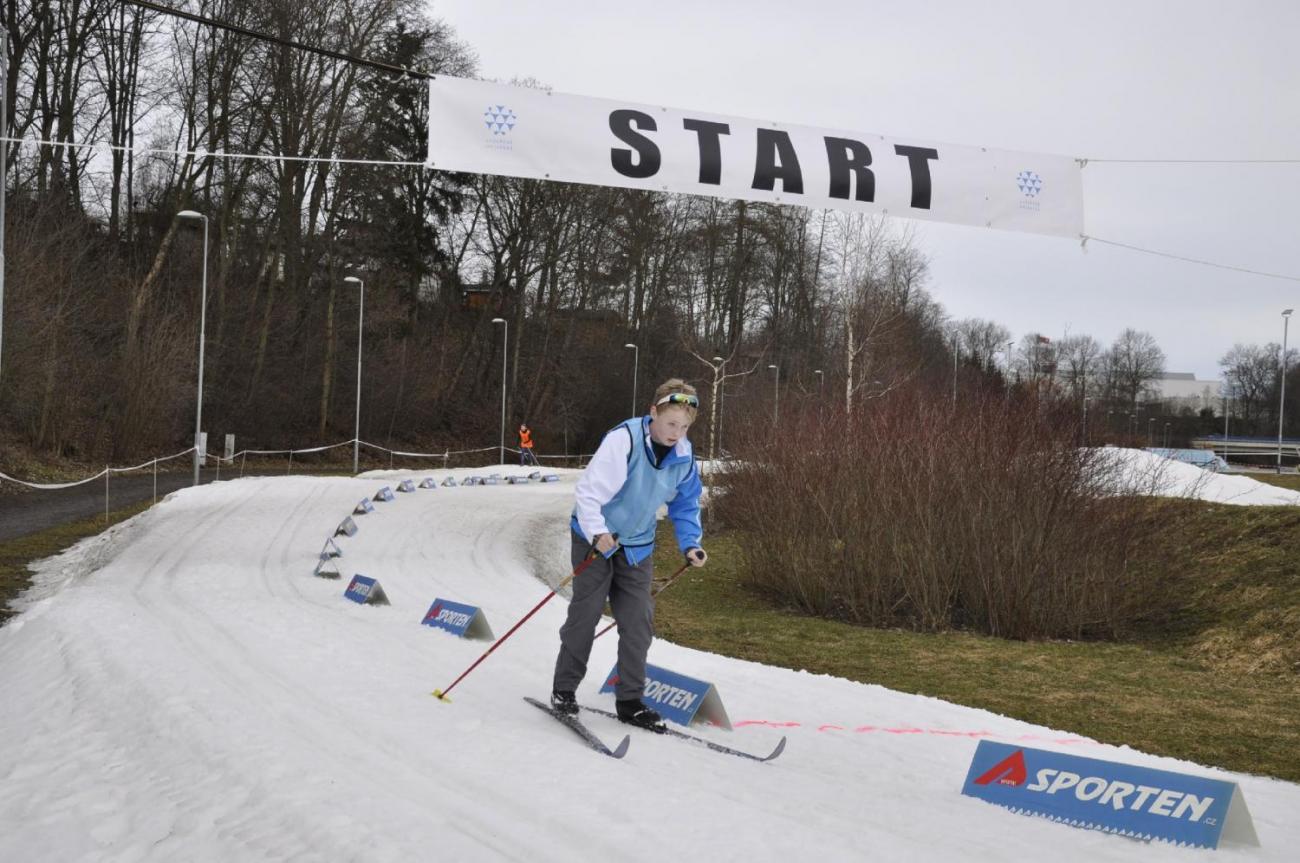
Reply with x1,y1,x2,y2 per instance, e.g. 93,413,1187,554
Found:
0,31,8,389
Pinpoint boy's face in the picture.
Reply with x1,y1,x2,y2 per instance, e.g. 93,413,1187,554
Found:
648,405,693,447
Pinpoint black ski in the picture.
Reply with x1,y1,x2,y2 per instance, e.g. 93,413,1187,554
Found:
524,697,631,759
581,705,786,763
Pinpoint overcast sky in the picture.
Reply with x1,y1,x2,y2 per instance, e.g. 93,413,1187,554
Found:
429,0,1300,379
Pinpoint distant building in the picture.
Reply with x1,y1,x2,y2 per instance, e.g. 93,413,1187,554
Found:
460,283,499,311
1151,372,1223,415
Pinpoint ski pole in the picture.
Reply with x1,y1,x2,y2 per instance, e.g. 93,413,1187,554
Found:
433,540,613,702
592,560,692,641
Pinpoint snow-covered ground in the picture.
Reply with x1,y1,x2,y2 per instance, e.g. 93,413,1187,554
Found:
1105,448,1300,506
2,468,1296,861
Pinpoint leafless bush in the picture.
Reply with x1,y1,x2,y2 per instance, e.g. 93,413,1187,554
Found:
718,389,1182,640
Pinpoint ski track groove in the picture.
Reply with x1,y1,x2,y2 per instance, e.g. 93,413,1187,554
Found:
141,481,561,860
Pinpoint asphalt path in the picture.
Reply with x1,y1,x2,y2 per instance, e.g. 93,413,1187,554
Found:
0,470,226,544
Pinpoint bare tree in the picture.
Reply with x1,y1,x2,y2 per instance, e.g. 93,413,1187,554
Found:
952,317,1012,370
1056,334,1102,401
1105,328,1166,407
1220,342,1287,426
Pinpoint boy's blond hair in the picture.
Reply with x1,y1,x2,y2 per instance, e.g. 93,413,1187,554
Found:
652,378,699,420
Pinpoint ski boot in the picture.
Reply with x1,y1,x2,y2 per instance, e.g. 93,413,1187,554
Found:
616,698,667,733
550,690,579,716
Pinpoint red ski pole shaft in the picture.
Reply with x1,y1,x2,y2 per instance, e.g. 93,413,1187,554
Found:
592,561,691,641
433,548,602,702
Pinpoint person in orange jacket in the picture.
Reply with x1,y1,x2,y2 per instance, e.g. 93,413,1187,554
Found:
518,423,539,466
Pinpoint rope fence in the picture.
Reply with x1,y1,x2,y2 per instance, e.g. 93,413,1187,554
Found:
1,438,596,522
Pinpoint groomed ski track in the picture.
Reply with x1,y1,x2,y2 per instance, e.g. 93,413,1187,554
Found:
1,469,1296,861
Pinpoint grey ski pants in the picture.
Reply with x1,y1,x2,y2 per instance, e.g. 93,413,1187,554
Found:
552,533,654,701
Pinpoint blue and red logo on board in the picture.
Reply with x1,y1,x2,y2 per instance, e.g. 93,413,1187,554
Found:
960,741,1255,848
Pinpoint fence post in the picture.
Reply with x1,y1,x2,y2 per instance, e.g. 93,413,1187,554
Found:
240,451,247,478
215,455,221,483
104,468,109,523
287,450,293,475
389,449,394,471
153,458,158,504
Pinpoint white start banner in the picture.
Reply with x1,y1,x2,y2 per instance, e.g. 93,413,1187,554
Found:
427,75,1084,239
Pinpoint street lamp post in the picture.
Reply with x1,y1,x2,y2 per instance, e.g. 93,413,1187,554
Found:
767,363,779,426
814,369,824,423
711,356,725,458
344,276,364,474
1279,309,1294,472
492,317,507,465
951,339,959,407
177,210,208,487
1222,377,1231,463
624,343,639,417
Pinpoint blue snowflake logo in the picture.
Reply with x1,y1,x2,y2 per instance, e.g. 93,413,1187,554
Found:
483,105,517,136
1016,170,1043,198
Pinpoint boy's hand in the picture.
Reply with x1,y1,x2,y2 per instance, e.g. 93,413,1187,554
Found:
686,547,707,567
593,533,618,555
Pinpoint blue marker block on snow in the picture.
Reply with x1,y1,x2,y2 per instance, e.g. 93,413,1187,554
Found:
344,574,388,605
335,516,358,537
374,485,395,502
421,598,495,640
398,479,416,493
961,741,1258,848
419,477,437,489
354,497,374,515
600,662,732,729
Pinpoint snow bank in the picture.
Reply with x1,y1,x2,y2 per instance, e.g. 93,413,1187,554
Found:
1102,447,1300,506
1,469,1295,860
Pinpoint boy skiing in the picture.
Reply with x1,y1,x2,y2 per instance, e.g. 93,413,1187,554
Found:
551,379,708,731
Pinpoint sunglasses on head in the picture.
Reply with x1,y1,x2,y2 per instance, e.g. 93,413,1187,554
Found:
655,393,699,408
